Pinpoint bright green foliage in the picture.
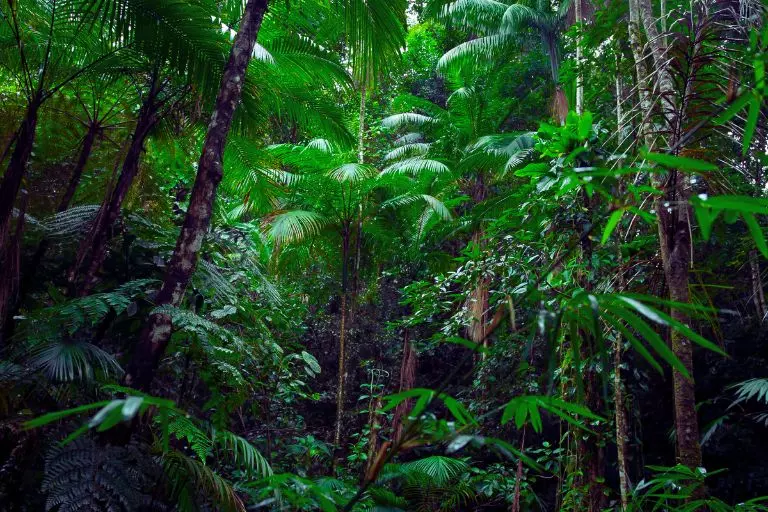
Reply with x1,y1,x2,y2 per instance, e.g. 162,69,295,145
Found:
2,0,768,510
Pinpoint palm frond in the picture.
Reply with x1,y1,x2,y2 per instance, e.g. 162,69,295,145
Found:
382,113,435,130
381,158,450,176
394,132,425,146
398,456,470,486
328,163,378,182
383,143,431,161
437,34,509,71
267,210,330,244
29,339,123,382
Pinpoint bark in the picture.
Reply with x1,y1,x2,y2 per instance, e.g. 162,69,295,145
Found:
510,429,526,512
635,0,704,475
750,156,766,322
58,124,100,213
466,174,490,354
0,191,29,344
334,224,351,448
0,97,41,249
574,0,584,114
627,0,654,147
68,78,162,297
123,0,270,391
657,182,702,470
614,68,632,511
574,190,606,512
750,250,766,322
351,78,367,306
391,329,417,443
614,337,631,511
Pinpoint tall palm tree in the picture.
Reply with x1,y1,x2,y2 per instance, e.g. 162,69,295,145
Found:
264,137,451,449
382,75,534,351
126,0,410,393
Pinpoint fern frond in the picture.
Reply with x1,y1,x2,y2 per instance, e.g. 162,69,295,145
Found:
214,430,272,478
163,450,245,512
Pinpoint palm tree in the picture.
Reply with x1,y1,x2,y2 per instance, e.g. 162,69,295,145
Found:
126,0,410,393
264,137,451,449
381,76,534,352
431,0,575,121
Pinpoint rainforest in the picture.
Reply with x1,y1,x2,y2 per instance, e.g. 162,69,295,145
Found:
0,0,767,510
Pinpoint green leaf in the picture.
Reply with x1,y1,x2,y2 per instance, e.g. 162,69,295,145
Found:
443,336,489,354
743,95,760,155
527,401,543,433
578,111,593,139
642,151,717,172
609,302,689,377
713,93,751,125
603,312,663,374
601,209,624,244
24,400,112,429
301,351,322,374
743,213,768,258
122,396,144,420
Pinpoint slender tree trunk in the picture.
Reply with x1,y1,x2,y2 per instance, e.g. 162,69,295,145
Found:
750,250,766,322
635,0,703,475
627,0,654,148
750,159,766,322
59,124,99,212
466,174,490,355
124,0,270,391
614,334,631,511
351,78,367,308
68,79,162,297
544,36,568,124
614,68,632,511
0,190,29,344
0,96,41,249
391,328,416,443
510,429,526,512
575,190,606,512
574,0,584,115
657,182,702,470
334,225,351,448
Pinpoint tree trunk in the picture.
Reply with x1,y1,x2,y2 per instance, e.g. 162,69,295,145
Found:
635,0,704,475
391,328,417,443
124,0,270,391
627,0,655,148
22,124,100,295
0,97,41,250
574,190,606,512
657,184,702,470
68,79,162,297
0,190,29,344
574,0,584,114
351,78,367,308
614,67,632,511
363,394,382,477
334,225,351,448
750,250,766,322
59,124,100,212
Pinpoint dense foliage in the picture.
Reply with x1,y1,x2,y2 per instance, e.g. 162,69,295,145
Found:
1,0,768,510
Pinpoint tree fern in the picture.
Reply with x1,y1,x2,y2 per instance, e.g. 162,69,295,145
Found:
43,437,164,512
162,450,246,512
